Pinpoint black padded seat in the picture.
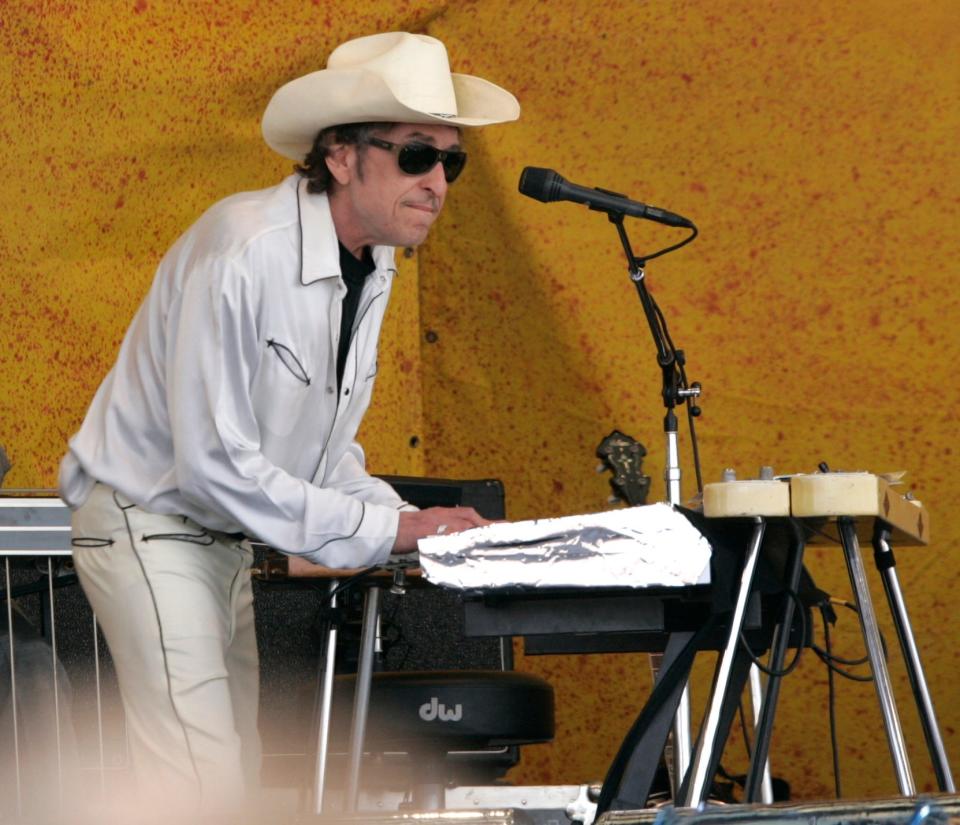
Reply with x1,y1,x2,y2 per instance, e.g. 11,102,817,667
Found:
331,670,554,751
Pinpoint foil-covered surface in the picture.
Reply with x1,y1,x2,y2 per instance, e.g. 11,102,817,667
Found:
417,502,712,590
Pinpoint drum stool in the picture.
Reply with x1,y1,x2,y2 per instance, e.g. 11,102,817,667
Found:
330,670,555,810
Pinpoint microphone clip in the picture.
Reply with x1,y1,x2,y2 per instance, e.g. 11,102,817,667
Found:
592,186,632,216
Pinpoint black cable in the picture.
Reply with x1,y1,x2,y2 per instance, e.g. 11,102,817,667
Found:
811,600,874,678
817,595,892,797
777,525,883,679
308,567,383,663
838,596,890,660
318,567,380,606
687,402,704,495
378,594,409,669
823,604,842,797
737,589,807,678
637,224,699,263
812,645,871,672
713,762,743,803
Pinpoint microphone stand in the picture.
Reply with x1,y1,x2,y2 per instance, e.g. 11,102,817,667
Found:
609,211,701,796
608,211,701,508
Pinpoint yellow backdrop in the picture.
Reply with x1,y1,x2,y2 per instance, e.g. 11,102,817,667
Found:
2,0,957,803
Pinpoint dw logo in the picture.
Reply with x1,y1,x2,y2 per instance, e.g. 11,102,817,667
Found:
418,696,463,722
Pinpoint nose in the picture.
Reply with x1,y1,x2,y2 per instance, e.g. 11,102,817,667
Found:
420,160,449,202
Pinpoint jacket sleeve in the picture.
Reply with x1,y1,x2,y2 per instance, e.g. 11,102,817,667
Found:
323,442,419,511
167,254,400,568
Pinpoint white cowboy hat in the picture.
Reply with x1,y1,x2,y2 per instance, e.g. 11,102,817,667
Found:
262,32,520,161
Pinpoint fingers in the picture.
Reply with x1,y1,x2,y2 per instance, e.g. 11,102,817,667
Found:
445,506,492,531
425,506,491,536
393,506,492,552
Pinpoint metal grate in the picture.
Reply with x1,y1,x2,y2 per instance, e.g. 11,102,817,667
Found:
1,492,127,819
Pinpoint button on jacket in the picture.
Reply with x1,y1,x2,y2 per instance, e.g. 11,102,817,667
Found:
60,175,411,567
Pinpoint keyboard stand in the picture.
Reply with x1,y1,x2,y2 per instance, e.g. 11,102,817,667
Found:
678,518,767,806
871,522,954,792
704,471,954,799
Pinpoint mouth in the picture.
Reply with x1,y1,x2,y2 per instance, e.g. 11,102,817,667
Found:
404,201,439,215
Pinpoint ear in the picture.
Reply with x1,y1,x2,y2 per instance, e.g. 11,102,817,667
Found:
324,143,356,187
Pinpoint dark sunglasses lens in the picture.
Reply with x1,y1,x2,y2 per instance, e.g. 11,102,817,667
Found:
441,151,467,183
397,144,439,175
397,144,467,183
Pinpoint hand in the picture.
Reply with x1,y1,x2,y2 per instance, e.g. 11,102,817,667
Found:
392,506,492,553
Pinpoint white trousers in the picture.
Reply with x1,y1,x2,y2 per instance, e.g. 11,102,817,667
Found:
71,483,261,815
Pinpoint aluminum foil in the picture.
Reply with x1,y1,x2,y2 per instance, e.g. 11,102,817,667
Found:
417,502,712,590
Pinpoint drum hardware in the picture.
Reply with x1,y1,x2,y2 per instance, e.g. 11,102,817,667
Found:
390,567,408,596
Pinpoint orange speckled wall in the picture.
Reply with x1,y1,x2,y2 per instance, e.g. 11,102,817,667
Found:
2,0,958,804
0,0,436,481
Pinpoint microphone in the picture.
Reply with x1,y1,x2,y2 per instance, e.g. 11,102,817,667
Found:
518,167,694,229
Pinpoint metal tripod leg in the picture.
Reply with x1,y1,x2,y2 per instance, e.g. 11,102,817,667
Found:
680,517,766,806
748,666,774,803
345,585,381,811
873,523,955,792
4,558,23,818
745,525,806,802
312,579,339,815
678,639,755,806
671,686,692,798
837,517,915,794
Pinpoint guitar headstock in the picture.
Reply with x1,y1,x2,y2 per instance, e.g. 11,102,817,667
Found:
597,430,651,507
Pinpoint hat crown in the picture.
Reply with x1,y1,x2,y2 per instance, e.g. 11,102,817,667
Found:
327,32,459,118
261,31,519,162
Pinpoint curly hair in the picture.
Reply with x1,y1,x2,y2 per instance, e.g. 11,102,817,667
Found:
294,122,392,194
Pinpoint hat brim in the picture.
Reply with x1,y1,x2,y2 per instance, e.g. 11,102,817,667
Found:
262,68,520,161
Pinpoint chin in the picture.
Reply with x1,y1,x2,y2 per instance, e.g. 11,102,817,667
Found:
400,229,431,248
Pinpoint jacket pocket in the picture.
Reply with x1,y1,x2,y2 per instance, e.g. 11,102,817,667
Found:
252,339,312,437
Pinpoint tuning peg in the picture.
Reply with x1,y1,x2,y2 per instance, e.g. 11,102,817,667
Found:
596,463,607,473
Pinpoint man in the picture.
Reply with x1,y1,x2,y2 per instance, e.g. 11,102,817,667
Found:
59,32,519,814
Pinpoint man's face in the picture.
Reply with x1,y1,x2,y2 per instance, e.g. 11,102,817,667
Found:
327,123,462,255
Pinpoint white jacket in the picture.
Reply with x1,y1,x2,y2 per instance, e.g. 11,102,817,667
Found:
60,175,409,567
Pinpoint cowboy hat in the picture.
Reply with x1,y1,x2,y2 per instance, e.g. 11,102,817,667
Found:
262,32,520,161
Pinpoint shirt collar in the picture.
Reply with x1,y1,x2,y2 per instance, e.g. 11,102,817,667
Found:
296,176,396,286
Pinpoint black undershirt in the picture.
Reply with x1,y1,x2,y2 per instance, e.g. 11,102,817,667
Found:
336,242,375,391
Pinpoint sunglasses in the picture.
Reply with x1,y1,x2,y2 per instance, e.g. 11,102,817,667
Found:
366,136,468,183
